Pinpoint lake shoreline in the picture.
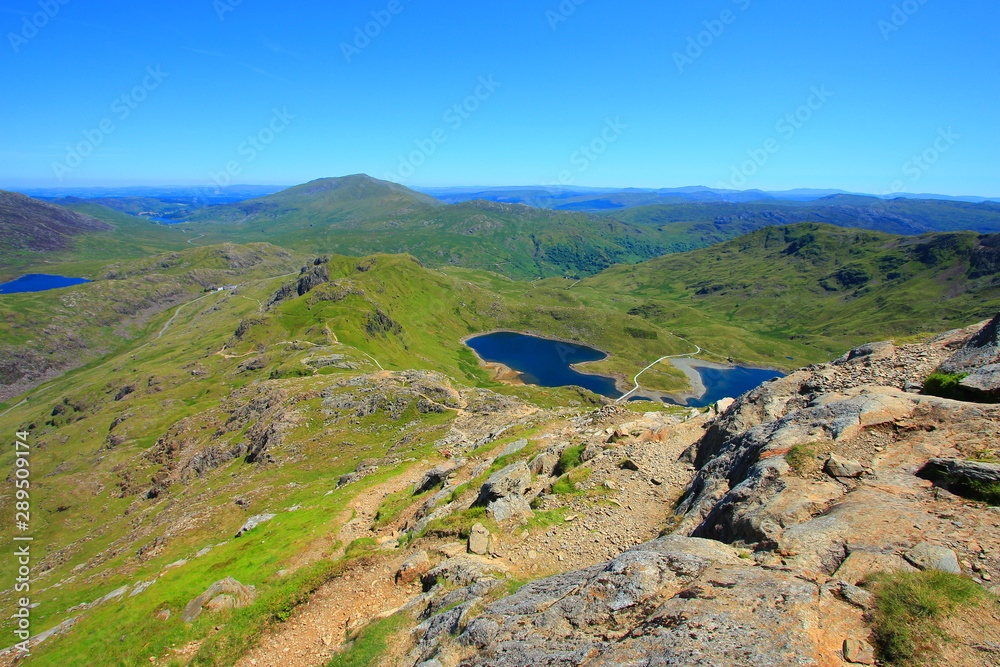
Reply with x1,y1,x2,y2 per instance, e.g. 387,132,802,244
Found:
462,329,786,405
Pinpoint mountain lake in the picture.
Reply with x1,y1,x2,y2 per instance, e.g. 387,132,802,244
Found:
0,274,91,294
466,331,783,406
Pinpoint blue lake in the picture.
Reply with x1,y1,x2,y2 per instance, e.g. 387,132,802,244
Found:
466,331,784,405
0,274,91,294
147,217,188,224
666,366,785,408
466,332,622,398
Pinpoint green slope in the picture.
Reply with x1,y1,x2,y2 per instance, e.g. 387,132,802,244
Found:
573,223,1000,349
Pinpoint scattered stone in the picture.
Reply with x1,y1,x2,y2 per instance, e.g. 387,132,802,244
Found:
436,543,466,558
235,513,276,538
843,638,876,664
469,523,491,556
826,455,864,478
396,551,431,585
715,397,735,414
155,608,171,621
904,542,961,574
619,458,640,472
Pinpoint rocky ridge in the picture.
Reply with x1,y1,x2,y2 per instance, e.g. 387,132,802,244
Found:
400,317,1000,667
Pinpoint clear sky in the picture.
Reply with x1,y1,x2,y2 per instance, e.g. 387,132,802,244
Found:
0,0,997,195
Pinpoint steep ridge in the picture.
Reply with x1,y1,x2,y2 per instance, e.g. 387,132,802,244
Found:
389,318,1000,667
0,189,111,257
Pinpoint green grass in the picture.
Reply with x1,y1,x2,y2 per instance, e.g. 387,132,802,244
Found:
324,612,412,667
923,372,971,400
868,570,988,664
344,538,378,559
554,444,586,477
785,443,821,475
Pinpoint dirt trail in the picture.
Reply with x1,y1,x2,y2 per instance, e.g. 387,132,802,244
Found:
234,466,429,667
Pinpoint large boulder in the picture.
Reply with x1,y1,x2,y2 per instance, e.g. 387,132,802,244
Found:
939,312,1000,374
477,461,533,522
181,577,256,622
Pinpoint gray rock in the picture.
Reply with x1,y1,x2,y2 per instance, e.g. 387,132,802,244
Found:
181,577,256,622
235,513,276,537
414,459,464,495
499,438,529,458
961,364,1000,393
468,523,491,555
478,461,533,521
424,555,507,589
487,495,534,522
904,542,961,574
838,582,875,609
129,580,155,597
922,457,1000,485
939,312,1000,373
528,450,559,477
826,454,864,478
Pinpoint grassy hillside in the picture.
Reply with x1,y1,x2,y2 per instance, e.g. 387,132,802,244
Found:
0,243,304,402
0,199,200,281
573,223,1000,347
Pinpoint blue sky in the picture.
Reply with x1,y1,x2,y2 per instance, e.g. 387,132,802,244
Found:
0,0,997,195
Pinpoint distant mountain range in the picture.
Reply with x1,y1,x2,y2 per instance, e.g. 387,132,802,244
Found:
4,174,1000,280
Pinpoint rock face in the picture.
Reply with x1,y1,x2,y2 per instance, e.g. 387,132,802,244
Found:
235,513,276,537
938,312,1000,397
408,320,1000,667
477,462,533,522
416,537,859,667
181,577,256,622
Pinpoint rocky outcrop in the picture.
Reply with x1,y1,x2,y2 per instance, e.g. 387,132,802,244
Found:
181,577,256,622
411,537,862,667
476,462,534,522
415,320,1000,667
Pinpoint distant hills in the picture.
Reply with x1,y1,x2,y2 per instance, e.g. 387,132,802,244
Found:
4,174,1000,281
415,184,999,210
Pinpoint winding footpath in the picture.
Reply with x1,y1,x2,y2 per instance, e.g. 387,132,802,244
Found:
616,344,702,403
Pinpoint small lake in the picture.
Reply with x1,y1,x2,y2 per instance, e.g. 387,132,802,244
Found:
466,332,622,398
0,274,91,294
666,366,784,408
466,331,784,405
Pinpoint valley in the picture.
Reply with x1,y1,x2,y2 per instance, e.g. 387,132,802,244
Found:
1,177,999,667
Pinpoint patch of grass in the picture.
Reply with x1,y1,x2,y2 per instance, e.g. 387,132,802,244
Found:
374,488,431,529
325,612,411,667
344,537,378,559
785,443,821,475
190,558,345,666
554,444,586,477
963,480,1000,506
868,570,987,664
923,372,970,400
551,476,577,494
